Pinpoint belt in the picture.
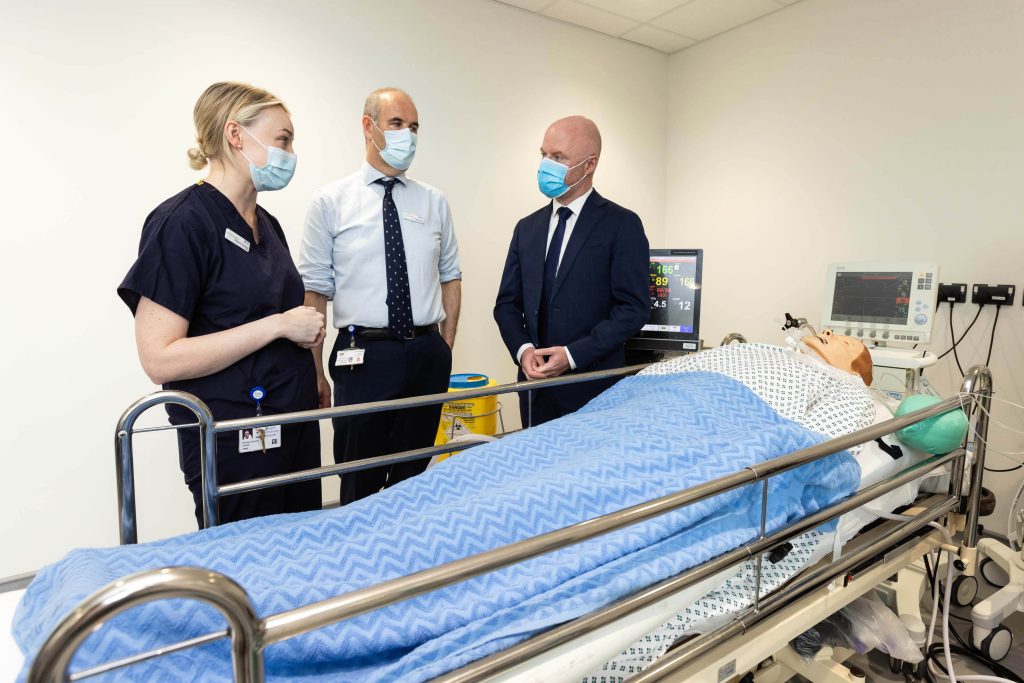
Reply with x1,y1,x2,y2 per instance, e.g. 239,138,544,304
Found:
353,324,439,341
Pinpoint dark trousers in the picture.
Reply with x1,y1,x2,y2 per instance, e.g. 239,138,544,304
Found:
518,384,563,428
329,330,452,505
178,421,322,528
517,370,620,428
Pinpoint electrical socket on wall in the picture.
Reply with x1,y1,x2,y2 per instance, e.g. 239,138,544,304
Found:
937,283,968,304
972,284,1016,306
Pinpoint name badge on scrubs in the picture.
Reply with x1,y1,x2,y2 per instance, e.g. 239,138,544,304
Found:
224,228,251,252
239,425,281,453
402,212,425,224
241,386,280,454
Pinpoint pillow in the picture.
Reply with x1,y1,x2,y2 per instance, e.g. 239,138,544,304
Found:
894,394,969,455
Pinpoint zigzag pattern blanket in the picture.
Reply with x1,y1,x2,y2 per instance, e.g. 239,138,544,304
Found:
16,372,860,681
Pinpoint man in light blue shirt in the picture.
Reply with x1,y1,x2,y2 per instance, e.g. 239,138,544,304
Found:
300,87,461,504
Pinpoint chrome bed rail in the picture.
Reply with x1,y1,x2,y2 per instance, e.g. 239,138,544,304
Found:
27,364,992,683
115,363,648,544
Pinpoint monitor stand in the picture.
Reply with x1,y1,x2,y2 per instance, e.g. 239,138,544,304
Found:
625,339,703,366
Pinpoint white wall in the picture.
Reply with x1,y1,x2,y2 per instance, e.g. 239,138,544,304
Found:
665,0,1024,534
0,0,667,578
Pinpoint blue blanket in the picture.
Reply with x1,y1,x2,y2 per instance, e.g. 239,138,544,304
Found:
16,372,860,681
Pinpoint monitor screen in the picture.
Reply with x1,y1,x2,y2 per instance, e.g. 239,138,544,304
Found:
629,249,702,352
831,271,913,325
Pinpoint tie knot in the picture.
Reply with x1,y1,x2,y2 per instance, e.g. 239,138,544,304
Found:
556,206,573,221
375,178,398,193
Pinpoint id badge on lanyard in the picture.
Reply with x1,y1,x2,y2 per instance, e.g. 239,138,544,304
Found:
335,325,365,369
239,386,282,454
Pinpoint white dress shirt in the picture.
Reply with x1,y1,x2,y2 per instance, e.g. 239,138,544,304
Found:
516,188,594,370
299,162,461,328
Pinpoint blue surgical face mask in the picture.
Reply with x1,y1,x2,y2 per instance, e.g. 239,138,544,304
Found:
238,125,297,192
372,120,417,170
537,156,592,199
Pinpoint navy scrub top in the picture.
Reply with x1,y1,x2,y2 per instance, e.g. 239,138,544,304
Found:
118,181,318,425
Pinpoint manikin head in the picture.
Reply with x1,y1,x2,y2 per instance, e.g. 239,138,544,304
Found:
802,329,874,386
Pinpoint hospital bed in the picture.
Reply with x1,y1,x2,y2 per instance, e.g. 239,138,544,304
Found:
6,351,995,683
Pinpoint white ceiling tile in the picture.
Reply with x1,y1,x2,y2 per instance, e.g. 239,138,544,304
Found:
493,0,556,11
619,24,696,53
651,0,781,41
541,0,641,37
574,0,690,23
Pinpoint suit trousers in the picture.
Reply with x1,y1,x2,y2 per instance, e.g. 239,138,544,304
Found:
329,330,452,505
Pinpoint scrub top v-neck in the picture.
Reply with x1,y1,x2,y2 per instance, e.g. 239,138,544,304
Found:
118,181,318,424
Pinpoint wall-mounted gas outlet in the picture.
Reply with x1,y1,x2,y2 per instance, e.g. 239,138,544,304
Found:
937,283,967,304
972,284,1016,306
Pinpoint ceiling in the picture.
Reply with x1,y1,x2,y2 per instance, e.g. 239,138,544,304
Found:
492,0,801,54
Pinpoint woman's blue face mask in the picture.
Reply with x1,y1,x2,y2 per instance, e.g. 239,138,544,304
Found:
239,125,297,192
537,156,592,199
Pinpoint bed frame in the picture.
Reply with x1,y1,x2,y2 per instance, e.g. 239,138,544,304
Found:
25,357,994,683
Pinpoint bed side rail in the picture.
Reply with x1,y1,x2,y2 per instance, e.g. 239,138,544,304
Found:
28,568,262,683
32,366,991,683
115,363,648,544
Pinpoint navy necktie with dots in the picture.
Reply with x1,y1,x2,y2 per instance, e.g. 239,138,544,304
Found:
375,178,414,339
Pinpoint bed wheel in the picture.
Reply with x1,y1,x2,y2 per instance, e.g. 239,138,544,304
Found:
950,574,978,607
979,556,1010,587
978,624,1013,661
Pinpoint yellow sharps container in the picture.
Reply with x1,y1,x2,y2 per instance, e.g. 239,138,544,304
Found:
434,373,500,462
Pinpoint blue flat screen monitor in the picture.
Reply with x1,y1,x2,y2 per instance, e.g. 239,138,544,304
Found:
627,249,703,353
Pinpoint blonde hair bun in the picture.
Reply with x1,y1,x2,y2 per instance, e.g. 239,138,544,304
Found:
189,82,287,170
187,147,208,170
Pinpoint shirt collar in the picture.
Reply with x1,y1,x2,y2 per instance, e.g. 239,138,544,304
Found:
553,187,593,217
360,160,407,187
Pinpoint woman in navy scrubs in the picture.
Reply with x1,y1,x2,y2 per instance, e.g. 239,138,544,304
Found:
118,82,325,526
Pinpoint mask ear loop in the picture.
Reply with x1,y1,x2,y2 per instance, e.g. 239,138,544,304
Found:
370,119,387,154
564,155,595,192
236,124,268,168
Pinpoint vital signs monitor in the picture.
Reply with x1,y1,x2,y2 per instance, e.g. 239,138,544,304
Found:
821,262,940,345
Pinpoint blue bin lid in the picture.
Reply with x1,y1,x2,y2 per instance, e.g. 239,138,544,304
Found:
449,373,489,389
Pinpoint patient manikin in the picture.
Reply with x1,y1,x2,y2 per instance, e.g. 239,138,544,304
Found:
790,329,873,387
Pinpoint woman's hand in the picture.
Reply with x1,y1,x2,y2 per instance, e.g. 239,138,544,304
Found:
278,306,326,346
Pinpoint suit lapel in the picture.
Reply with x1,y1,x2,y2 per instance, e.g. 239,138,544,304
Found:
551,190,606,300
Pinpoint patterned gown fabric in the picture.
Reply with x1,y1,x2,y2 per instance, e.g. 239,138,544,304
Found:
15,370,861,682
641,344,877,448
582,530,826,683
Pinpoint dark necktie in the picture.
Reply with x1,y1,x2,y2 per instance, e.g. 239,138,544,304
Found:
375,178,414,339
544,206,573,299
538,206,573,343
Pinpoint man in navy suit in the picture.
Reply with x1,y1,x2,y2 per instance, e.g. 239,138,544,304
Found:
494,116,650,426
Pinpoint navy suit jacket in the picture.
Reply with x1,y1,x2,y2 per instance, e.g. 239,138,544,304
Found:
493,190,650,411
